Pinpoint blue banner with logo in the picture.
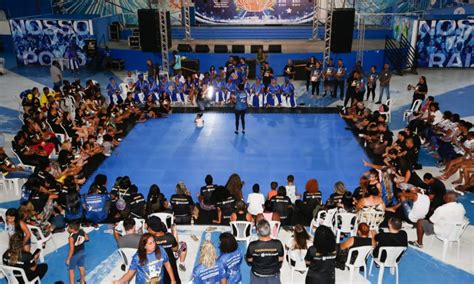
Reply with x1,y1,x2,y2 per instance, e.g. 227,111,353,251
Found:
194,0,313,25
416,19,473,68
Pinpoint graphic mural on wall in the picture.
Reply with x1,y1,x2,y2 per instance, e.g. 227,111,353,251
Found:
9,18,93,66
51,0,183,25
416,19,473,68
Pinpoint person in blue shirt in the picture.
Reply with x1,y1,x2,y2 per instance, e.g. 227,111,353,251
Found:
266,79,280,107
83,183,110,226
225,78,237,104
214,76,226,105
135,85,149,105
218,232,243,284
233,83,248,134
366,65,379,101
173,77,186,104
135,74,148,93
323,58,335,97
113,233,175,284
334,59,347,99
250,77,264,108
192,241,227,284
281,77,296,108
238,57,249,78
106,77,120,100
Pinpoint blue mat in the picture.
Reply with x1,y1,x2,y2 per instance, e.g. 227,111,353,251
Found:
81,113,369,200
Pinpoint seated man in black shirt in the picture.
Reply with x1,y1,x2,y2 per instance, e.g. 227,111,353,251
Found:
197,174,218,224
372,217,407,261
246,219,284,283
170,182,194,224
128,184,146,218
423,173,446,212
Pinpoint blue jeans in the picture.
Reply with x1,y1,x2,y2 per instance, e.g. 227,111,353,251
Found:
402,200,413,220
378,85,390,101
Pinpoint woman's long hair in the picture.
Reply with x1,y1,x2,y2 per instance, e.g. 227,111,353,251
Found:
313,226,336,256
137,233,161,266
5,208,22,233
293,224,311,250
199,241,217,268
7,233,24,266
225,173,243,201
146,184,165,215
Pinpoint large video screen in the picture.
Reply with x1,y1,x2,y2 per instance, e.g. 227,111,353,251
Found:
9,19,93,66
416,19,473,68
194,0,313,25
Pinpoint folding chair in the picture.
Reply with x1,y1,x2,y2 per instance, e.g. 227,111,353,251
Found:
369,246,407,284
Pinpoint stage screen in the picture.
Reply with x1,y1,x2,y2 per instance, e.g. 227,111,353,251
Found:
9,18,93,66
194,0,313,25
416,19,473,68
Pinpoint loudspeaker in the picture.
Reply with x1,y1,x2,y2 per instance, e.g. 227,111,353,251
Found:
268,45,281,53
137,9,172,52
251,45,263,53
108,22,120,41
195,44,210,53
178,44,192,52
232,45,245,53
84,39,97,58
182,59,200,78
330,8,355,53
128,36,140,49
214,45,228,53
293,59,308,81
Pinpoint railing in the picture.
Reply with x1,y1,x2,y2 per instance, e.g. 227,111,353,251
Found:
384,34,417,76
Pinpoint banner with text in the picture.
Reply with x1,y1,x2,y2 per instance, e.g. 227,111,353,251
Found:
416,19,473,68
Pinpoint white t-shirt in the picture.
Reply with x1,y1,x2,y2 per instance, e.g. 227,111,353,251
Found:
430,202,466,239
286,185,297,203
432,110,443,125
247,193,265,215
408,193,430,223
195,118,204,128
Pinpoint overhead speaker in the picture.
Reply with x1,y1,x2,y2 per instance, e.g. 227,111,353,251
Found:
177,44,192,52
268,45,281,53
251,45,263,53
232,45,245,53
214,45,228,53
330,8,355,53
195,44,210,53
137,9,172,52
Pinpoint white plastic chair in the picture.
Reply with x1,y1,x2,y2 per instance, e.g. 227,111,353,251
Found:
0,208,7,224
379,99,392,123
345,245,373,283
334,212,358,243
115,218,146,236
403,99,422,121
10,148,36,171
361,211,385,231
310,210,328,235
230,221,253,246
118,248,137,271
148,213,174,231
369,246,407,284
0,264,41,283
27,224,57,263
287,248,308,282
0,175,23,196
430,220,469,260
269,220,281,239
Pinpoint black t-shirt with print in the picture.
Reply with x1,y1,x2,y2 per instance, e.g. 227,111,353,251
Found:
170,194,194,216
216,196,236,219
246,239,284,277
200,184,217,206
270,195,292,219
303,191,322,208
305,246,336,284
373,231,407,261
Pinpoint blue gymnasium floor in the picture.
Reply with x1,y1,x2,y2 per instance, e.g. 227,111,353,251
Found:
82,113,369,199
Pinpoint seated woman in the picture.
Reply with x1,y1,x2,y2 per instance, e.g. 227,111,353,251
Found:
83,183,110,226
286,224,313,272
58,176,84,223
230,200,253,223
113,233,175,284
192,241,227,284
218,233,243,284
4,208,32,252
355,183,385,229
2,233,48,283
335,223,372,269
305,226,337,283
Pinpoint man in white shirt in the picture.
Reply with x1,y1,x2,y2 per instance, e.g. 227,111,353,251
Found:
409,191,467,248
386,190,430,224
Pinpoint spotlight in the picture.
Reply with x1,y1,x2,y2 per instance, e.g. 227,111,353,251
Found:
207,86,214,99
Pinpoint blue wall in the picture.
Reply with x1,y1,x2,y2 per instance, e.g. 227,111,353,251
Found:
0,0,52,18
106,48,386,76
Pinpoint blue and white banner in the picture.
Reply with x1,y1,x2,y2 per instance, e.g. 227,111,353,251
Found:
416,19,473,68
9,19,93,66
194,0,313,25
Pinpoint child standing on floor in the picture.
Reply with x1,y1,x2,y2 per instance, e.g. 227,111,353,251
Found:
66,222,89,284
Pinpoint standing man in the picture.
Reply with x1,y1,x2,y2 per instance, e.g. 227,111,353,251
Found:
246,219,284,284
50,61,62,91
334,59,346,100
377,63,391,104
261,62,274,89
283,59,295,80
234,83,248,134
172,50,182,76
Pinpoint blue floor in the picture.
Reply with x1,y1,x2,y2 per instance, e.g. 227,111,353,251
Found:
81,113,368,200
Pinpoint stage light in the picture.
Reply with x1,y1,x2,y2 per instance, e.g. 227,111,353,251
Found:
207,86,214,99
